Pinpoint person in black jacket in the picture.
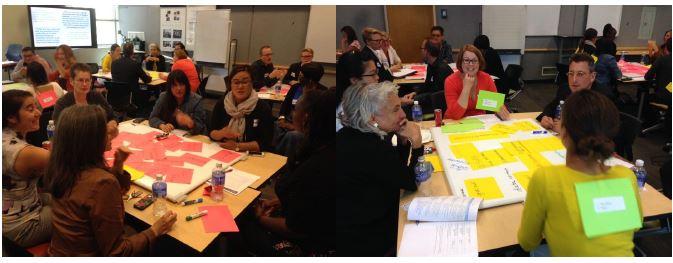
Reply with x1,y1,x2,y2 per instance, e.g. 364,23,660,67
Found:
111,43,152,104
360,28,393,82
473,34,506,94
210,65,274,152
426,26,454,64
414,44,453,114
238,89,336,256
537,53,616,132
645,38,671,103
282,48,321,86
143,43,166,72
250,45,286,91
337,81,423,256
276,62,326,157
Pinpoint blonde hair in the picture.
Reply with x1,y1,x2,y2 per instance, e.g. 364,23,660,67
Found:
301,48,314,55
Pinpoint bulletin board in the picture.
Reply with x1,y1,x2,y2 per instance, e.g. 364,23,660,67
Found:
431,115,633,209
160,7,187,52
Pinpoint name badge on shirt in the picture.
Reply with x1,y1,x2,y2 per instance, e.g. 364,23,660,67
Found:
292,99,298,105
264,73,270,78
291,72,295,78
253,119,259,127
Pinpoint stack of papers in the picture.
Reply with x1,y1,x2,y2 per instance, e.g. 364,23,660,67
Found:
393,68,417,78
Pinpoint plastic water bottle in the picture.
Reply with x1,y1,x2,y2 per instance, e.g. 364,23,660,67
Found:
152,174,168,217
632,159,647,190
412,100,423,122
619,51,626,62
554,100,564,121
211,163,226,202
414,156,434,196
273,81,282,96
46,120,55,140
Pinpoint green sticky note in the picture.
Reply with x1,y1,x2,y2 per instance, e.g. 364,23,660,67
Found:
441,123,484,133
574,178,642,239
475,90,505,112
459,118,484,125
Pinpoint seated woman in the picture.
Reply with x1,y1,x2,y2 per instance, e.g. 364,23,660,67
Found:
282,48,320,86
576,28,598,56
162,49,200,93
44,105,177,256
518,90,642,256
48,44,77,92
240,89,336,256
338,26,361,58
210,65,274,152
2,90,52,248
276,62,326,156
52,63,118,137
144,43,166,72
101,44,121,73
377,32,402,72
336,81,423,256
444,44,510,120
26,61,66,110
594,39,622,89
149,70,207,135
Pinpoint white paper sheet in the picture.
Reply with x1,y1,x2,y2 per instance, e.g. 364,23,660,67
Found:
407,196,481,222
393,68,417,78
398,221,478,257
223,168,260,196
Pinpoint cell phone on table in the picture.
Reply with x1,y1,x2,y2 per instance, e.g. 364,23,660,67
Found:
133,118,146,124
133,194,155,210
248,151,264,157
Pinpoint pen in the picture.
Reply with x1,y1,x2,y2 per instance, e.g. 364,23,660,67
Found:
180,198,203,206
186,210,208,221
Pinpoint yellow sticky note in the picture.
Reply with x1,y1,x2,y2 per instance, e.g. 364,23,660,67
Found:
511,121,539,131
490,123,517,134
519,153,552,173
502,141,531,156
448,131,509,144
514,171,533,190
521,138,545,153
425,154,444,172
464,177,504,200
466,152,498,170
450,143,479,159
666,82,671,93
124,165,145,181
538,136,565,151
147,71,160,79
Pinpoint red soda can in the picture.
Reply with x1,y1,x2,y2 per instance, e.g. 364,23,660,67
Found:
42,141,51,151
434,109,443,127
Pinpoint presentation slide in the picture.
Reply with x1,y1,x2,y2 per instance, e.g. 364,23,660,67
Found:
29,6,96,48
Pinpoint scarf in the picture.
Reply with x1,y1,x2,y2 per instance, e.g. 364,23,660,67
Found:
223,90,259,136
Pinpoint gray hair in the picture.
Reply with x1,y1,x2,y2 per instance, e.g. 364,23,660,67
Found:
340,81,399,138
149,43,158,50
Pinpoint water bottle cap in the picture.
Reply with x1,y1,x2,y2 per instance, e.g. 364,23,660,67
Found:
156,174,164,180
418,155,425,162
215,163,223,168
559,100,564,105
413,100,419,105
635,159,644,167
48,120,54,125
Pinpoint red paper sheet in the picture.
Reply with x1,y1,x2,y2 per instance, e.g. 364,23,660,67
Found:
183,153,211,166
209,150,242,164
410,65,427,72
164,166,193,184
198,205,239,233
36,89,57,109
179,141,203,152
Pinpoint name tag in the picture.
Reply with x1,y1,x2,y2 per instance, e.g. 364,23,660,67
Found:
292,99,298,105
253,119,259,127
37,89,57,109
264,73,270,78
593,196,626,213
291,72,295,78
482,99,497,108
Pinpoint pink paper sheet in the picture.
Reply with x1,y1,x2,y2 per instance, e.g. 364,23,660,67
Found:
198,205,239,233
209,149,242,164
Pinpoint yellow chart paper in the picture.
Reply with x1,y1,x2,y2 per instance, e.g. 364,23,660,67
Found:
464,177,504,200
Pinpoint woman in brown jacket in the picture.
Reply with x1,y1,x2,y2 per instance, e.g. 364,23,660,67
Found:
43,105,177,256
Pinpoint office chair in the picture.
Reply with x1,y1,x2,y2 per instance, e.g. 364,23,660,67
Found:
104,81,137,121
5,44,23,61
614,112,642,162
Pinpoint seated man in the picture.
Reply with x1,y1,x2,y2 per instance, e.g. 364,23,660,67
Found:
426,26,453,64
537,53,616,132
250,45,285,91
11,47,53,83
111,43,152,104
414,43,453,114
360,27,393,82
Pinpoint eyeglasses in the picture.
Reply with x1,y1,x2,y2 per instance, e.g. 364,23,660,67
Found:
369,38,383,43
567,71,589,78
463,59,479,65
232,79,251,86
431,34,442,37
74,78,92,84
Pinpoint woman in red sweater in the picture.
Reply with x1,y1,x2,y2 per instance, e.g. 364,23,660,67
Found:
443,44,510,120
164,49,200,93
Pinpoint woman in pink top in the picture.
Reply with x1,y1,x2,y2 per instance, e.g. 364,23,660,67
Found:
166,49,200,93
443,44,510,120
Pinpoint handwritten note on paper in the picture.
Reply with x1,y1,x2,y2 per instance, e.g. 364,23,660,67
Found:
398,222,478,256
511,120,539,131
407,196,481,222
514,171,533,190
425,154,444,172
489,123,517,134
450,143,480,160
448,131,508,144
464,177,504,200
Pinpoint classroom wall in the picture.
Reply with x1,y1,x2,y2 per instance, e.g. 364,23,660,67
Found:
118,5,161,50
434,6,482,50
616,5,671,47
335,5,386,49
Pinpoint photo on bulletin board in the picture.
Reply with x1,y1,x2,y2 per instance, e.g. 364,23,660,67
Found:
172,41,180,48
163,29,172,38
163,41,171,48
173,30,182,39
160,7,186,51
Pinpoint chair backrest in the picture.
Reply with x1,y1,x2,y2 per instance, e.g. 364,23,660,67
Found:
614,112,642,161
86,63,99,73
555,63,569,85
5,44,23,61
503,64,524,91
430,91,447,114
104,81,132,109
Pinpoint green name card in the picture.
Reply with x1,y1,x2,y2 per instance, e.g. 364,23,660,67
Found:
475,90,505,112
575,178,642,239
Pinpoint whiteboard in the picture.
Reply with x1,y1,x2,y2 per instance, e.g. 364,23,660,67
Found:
526,6,560,36
305,6,336,63
482,6,526,52
586,5,622,36
193,10,231,64
186,5,216,51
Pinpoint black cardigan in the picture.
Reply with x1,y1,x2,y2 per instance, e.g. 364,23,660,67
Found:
536,81,616,121
209,97,274,152
336,127,422,256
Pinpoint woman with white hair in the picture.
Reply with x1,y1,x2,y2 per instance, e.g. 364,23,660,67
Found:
144,43,166,72
336,81,423,256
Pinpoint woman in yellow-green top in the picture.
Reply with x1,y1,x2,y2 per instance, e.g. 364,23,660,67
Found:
101,44,121,73
517,89,643,256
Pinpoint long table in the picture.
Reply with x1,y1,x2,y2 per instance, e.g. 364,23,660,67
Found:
397,112,672,254
93,70,167,86
121,120,286,252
